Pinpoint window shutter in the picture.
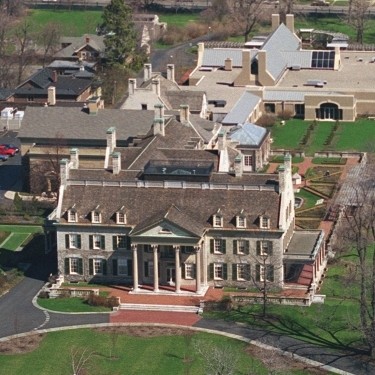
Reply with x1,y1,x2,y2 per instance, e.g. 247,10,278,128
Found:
77,235,81,249
102,260,107,275
78,258,83,275
89,259,93,275
209,263,214,280
267,265,274,282
268,241,273,256
126,236,131,249
256,241,261,256
127,259,133,276
65,234,69,249
210,239,214,254
232,264,237,280
256,264,260,282
112,236,117,250
89,235,93,250
100,235,105,250
64,258,70,274
144,261,149,277
233,240,237,255
222,240,226,254
245,264,251,280
223,263,228,280
182,263,186,279
112,259,118,276
245,241,250,255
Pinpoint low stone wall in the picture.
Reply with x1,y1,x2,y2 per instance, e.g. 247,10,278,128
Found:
271,150,305,158
314,151,363,159
231,294,314,307
49,287,99,299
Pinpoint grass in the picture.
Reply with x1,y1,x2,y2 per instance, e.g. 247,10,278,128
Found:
37,297,111,312
2,233,31,251
0,225,42,234
25,9,102,36
312,157,347,165
307,122,335,155
0,329,274,375
295,188,323,209
270,120,310,149
158,12,200,27
0,225,43,251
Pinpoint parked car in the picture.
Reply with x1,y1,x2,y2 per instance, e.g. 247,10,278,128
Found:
0,146,16,156
311,0,330,5
0,143,19,153
0,154,9,161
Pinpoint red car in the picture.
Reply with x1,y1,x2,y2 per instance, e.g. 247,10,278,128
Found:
0,146,16,156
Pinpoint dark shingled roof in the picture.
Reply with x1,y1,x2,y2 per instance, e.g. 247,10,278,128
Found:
164,90,205,112
60,183,281,231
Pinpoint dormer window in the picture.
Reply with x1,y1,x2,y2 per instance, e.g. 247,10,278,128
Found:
260,215,270,229
68,206,77,223
92,207,101,224
159,227,172,234
213,209,223,228
236,210,246,228
116,209,126,225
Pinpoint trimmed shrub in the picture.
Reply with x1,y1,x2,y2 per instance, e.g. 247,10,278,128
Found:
86,294,119,309
277,109,293,120
256,113,276,127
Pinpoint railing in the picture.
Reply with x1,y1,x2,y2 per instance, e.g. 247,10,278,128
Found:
231,294,313,307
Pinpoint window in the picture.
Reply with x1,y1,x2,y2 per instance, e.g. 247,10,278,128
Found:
264,103,275,113
89,258,107,275
64,257,83,275
181,246,194,254
27,95,34,102
65,234,81,249
118,258,128,275
210,239,226,254
237,240,246,255
117,236,127,249
260,216,270,229
90,235,105,250
256,264,274,282
295,104,305,118
116,212,126,224
214,263,223,280
257,240,273,256
213,215,223,228
68,210,77,223
141,104,147,110
185,263,194,279
244,155,252,167
236,264,249,280
236,216,246,228
92,211,101,223
144,261,154,278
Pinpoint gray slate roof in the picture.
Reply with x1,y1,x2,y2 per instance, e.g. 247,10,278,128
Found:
222,91,261,125
164,91,205,112
202,49,249,67
0,89,14,100
18,106,154,143
55,34,105,58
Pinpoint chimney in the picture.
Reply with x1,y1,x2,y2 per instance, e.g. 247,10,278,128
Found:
153,118,165,136
128,78,136,95
334,46,341,70
48,86,56,106
144,63,152,81
234,154,243,178
284,153,292,174
106,127,116,153
85,36,90,44
111,152,121,174
59,159,70,186
51,70,58,83
286,14,294,34
167,64,175,82
233,50,251,86
224,58,233,71
278,164,286,192
70,148,79,169
257,50,274,86
154,103,164,120
179,104,190,123
197,42,205,66
217,130,226,151
151,79,161,96
271,14,280,31
88,97,100,115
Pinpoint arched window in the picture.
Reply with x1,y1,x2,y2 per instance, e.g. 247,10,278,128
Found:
316,103,342,120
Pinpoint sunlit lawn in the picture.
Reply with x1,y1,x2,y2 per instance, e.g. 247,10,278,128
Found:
295,188,322,209
37,297,111,313
158,12,200,27
0,329,269,375
270,119,310,149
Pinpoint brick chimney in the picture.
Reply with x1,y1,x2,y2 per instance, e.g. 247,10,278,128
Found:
70,148,79,169
88,97,100,115
111,152,121,174
271,14,280,31
167,64,175,82
48,86,56,106
154,103,164,119
144,63,152,81
153,118,165,136
106,127,116,153
151,79,160,96
59,159,70,186
128,78,136,95
51,70,58,83
234,50,251,86
224,58,233,71
234,154,243,177
179,104,190,123
85,36,90,44
286,14,294,34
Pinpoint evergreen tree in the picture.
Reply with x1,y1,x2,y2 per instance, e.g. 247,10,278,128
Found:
100,0,137,67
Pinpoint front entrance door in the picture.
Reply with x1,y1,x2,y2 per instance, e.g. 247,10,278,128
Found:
166,267,176,285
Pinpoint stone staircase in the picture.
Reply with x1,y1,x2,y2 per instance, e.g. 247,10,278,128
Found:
119,303,201,314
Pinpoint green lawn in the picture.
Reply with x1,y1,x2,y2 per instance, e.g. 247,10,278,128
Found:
295,188,323,209
0,329,274,375
270,120,310,149
0,226,42,251
37,297,111,312
158,12,200,27
2,233,30,251
26,10,102,36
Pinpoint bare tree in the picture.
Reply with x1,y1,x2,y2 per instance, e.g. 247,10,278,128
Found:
14,20,36,84
203,0,231,22
37,22,61,67
347,0,370,44
338,163,375,356
70,346,95,375
193,338,240,375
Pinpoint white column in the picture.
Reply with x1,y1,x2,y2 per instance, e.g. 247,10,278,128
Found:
153,245,159,292
195,246,202,294
175,245,181,293
202,241,208,286
132,244,139,292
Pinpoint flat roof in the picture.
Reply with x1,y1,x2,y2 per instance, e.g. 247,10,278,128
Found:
286,231,322,257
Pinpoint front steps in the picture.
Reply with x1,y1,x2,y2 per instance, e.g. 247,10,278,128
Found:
119,303,201,314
